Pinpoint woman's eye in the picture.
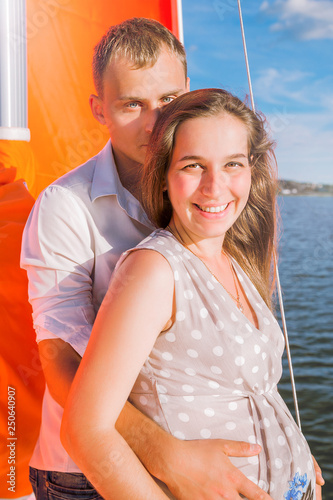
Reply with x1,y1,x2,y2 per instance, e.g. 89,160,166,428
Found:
227,162,242,168
184,163,202,170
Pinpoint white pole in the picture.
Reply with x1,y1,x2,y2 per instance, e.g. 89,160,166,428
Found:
176,0,184,45
0,0,30,141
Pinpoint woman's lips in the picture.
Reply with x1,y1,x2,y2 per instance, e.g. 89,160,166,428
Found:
195,203,229,213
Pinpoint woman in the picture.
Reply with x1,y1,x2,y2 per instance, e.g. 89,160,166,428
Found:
61,89,321,499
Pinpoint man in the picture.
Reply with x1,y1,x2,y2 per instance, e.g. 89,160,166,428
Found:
21,17,273,499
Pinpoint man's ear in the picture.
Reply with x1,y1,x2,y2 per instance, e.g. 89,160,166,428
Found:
89,94,106,125
186,77,190,92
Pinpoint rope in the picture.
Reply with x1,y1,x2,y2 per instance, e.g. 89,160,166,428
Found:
237,0,302,430
274,253,302,430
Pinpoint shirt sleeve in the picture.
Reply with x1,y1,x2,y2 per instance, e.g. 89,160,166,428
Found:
20,184,96,357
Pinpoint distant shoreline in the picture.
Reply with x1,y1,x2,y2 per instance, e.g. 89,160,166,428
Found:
278,179,333,197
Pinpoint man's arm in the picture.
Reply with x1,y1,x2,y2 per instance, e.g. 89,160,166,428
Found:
38,339,81,407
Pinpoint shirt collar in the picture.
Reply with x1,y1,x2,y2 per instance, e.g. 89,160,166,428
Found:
90,140,154,229
90,140,118,201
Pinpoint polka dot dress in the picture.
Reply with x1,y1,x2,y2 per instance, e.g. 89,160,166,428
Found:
124,230,315,499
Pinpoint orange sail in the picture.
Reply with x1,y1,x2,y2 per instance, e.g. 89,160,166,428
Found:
24,0,181,198
0,1,182,497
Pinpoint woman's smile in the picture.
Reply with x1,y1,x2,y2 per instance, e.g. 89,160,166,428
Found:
195,202,229,213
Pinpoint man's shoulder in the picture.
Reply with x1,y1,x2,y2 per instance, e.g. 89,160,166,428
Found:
42,141,113,200
51,153,98,191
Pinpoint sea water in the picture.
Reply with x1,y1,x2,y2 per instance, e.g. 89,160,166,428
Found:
277,196,333,498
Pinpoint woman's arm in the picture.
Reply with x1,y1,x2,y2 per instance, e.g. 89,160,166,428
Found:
61,249,174,500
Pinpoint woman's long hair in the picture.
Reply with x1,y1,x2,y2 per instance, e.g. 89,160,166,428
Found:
141,88,279,309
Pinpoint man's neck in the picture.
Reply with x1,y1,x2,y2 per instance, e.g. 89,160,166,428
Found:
112,149,143,203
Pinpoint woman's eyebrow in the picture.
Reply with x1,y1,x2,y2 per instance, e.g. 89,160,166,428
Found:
177,153,248,162
177,155,204,162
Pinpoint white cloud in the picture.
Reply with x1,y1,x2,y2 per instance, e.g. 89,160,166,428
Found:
255,68,333,183
260,0,333,40
254,68,333,113
255,68,313,104
269,111,333,183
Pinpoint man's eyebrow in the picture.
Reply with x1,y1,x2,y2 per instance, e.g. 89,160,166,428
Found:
117,96,143,102
117,88,185,102
161,88,186,97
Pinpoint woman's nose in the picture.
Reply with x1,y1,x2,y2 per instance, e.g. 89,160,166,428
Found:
201,170,227,198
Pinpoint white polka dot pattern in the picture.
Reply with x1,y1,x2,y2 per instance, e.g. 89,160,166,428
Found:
127,229,316,499
176,311,186,321
184,289,194,300
191,329,202,340
184,367,196,376
213,346,223,356
182,384,194,393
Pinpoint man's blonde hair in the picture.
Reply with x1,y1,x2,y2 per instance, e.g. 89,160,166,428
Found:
92,17,187,98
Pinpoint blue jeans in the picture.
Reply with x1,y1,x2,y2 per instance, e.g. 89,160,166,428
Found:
29,467,104,500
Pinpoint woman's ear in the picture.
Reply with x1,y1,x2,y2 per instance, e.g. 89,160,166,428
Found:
162,179,167,192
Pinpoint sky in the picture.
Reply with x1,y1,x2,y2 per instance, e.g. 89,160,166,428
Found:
181,0,333,184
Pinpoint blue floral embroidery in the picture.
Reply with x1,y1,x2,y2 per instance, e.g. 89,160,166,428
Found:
284,472,309,500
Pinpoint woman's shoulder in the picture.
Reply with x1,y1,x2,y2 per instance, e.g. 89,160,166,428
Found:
136,228,186,258
114,230,176,285
112,229,185,294
136,228,176,249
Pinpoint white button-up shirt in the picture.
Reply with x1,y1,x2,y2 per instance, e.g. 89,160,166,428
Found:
21,140,154,471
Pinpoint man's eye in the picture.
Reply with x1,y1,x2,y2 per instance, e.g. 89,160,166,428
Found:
127,102,140,109
162,97,174,104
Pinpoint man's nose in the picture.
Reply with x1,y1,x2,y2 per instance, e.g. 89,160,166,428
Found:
144,107,161,134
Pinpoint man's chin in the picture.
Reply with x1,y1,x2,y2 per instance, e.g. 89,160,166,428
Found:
135,149,147,165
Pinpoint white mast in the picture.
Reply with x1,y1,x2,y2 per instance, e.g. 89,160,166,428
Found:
176,0,184,44
0,0,30,141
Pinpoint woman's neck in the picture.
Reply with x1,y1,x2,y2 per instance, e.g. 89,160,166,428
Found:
167,219,225,262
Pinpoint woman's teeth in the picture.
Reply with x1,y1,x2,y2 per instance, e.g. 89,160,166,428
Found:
197,203,228,213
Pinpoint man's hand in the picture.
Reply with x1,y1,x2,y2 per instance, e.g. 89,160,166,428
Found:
157,438,273,500
313,455,324,500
